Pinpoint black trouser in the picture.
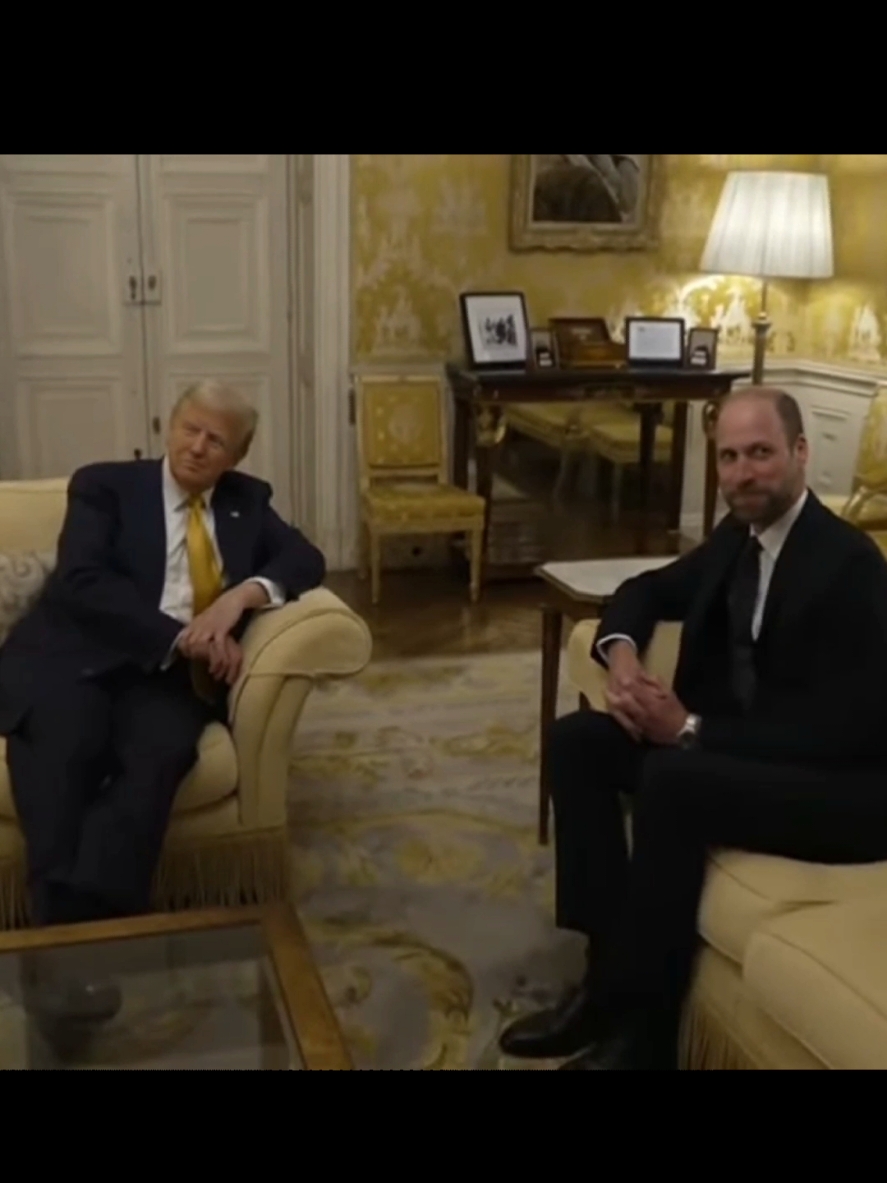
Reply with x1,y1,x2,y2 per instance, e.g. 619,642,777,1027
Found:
6,663,219,925
549,709,887,1057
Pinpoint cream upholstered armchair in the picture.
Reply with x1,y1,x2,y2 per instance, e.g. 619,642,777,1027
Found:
0,478,373,929
354,373,486,604
565,620,887,1070
821,382,887,529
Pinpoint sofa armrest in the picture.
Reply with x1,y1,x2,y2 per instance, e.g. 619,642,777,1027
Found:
565,618,684,710
228,588,373,828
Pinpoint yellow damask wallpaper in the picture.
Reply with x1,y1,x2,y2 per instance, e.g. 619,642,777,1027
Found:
353,155,815,367
805,155,887,367
353,154,887,370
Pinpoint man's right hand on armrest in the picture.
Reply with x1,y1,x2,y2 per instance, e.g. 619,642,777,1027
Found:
169,629,244,686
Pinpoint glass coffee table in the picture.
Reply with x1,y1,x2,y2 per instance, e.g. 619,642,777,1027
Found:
0,904,351,1070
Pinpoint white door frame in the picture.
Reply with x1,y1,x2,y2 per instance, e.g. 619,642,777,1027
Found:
291,153,355,572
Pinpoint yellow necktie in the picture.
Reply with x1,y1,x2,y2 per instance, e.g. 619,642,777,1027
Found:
186,494,223,700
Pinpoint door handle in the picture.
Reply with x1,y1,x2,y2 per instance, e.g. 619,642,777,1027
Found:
143,270,162,305
133,448,143,459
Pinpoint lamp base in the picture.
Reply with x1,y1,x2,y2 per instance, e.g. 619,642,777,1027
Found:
751,277,771,385
752,312,770,385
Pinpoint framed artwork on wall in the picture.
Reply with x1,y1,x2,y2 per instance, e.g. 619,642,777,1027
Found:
510,155,664,253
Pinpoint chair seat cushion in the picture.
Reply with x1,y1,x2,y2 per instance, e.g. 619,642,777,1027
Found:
744,900,887,1069
363,483,485,523
506,401,633,447
0,721,237,821
699,848,887,967
587,420,673,464
821,491,887,524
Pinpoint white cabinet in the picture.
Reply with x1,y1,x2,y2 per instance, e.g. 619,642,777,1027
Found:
0,154,295,520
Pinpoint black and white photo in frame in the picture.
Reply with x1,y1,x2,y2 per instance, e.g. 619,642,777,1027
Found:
459,291,531,370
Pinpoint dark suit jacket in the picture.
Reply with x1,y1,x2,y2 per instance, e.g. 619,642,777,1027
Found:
595,492,887,769
0,459,326,735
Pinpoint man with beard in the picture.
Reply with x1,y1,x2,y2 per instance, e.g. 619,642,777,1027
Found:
499,386,887,1069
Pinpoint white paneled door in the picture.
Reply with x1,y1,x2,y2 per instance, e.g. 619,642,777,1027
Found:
0,154,294,522
0,155,150,478
136,155,294,520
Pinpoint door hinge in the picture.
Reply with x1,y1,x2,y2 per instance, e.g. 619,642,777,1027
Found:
152,416,161,434
348,386,356,425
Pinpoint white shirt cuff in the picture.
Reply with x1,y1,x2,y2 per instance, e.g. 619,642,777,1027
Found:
161,630,185,671
247,577,285,609
595,633,637,665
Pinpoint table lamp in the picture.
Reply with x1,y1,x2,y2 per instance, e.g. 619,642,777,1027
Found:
700,171,834,383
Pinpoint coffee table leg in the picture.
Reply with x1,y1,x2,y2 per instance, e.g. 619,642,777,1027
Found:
539,605,563,846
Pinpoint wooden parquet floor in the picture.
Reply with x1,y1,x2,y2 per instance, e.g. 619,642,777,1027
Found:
326,516,687,662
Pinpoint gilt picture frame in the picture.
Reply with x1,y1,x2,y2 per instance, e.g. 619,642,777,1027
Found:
510,155,664,253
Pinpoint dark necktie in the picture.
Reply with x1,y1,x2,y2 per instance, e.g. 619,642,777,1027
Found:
728,535,762,709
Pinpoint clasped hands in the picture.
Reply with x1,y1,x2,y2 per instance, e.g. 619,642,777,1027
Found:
175,582,270,686
605,641,689,745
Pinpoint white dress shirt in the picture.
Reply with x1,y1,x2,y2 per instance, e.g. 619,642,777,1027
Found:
596,488,809,663
160,456,284,664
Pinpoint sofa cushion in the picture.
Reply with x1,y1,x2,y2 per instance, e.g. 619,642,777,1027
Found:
0,478,68,552
699,849,887,967
0,551,55,645
0,722,237,820
744,900,887,1070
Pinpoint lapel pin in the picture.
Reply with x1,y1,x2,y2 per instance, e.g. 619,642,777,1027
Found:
230,510,240,518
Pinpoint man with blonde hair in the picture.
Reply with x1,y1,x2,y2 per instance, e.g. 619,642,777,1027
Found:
0,380,324,1033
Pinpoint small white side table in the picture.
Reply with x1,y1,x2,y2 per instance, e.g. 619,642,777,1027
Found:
535,556,673,844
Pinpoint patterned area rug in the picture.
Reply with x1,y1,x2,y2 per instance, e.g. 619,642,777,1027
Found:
291,649,587,1070
0,649,587,1070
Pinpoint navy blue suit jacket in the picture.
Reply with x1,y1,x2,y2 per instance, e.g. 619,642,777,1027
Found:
0,459,326,734
594,492,887,768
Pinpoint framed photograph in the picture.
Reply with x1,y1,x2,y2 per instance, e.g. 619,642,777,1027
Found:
459,291,531,370
531,327,555,369
686,326,719,370
625,317,686,367
510,155,664,253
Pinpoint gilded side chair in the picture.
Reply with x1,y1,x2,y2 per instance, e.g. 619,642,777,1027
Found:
585,401,675,521
505,399,674,517
354,374,486,604
821,382,887,530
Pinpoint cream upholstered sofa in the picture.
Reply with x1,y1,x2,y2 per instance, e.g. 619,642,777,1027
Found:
567,619,887,1071
0,478,373,928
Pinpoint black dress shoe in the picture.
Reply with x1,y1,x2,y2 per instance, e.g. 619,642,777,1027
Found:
499,981,606,1059
558,1020,672,1071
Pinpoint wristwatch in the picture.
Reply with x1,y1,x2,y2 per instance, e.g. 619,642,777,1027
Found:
677,713,701,749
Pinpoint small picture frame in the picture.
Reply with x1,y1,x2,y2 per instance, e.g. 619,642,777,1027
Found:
459,291,531,370
686,326,719,370
549,317,612,368
531,327,555,369
625,316,685,367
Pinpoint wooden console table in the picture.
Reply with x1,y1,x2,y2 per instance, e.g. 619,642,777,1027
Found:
446,364,749,578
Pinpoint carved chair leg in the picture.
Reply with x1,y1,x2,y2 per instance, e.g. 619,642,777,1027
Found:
469,526,483,602
610,463,623,523
370,531,382,604
358,520,369,581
